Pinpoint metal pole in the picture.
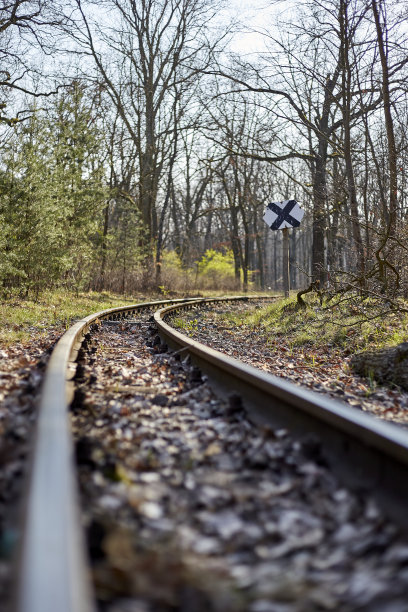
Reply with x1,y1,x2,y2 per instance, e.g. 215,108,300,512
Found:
282,227,290,298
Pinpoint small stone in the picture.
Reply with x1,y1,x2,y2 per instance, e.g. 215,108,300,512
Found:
384,544,408,565
192,537,221,555
99,494,123,511
139,502,163,520
199,510,244,540
152,394,168,407
333,523,359,544
139,472,161,484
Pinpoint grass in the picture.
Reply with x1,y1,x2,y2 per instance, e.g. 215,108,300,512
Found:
0,289,144,346
0,287,275,347
214,293,408,354
172,317,199,332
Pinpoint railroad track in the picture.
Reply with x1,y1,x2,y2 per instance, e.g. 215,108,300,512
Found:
12,295,408,612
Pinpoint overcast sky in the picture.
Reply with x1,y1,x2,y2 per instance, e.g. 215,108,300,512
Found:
226,0,300,55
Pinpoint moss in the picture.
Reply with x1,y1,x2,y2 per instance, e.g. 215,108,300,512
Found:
217,295,408,354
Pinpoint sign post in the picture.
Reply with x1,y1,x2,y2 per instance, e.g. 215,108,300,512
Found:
263,199,304,298
282,227,290,298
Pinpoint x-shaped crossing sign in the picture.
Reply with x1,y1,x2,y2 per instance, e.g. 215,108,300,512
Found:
263,199,304,230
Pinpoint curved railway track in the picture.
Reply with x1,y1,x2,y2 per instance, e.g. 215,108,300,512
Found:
11,295,408,612
156,300,408,520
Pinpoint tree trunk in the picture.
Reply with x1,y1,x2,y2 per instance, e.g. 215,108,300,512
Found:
340,0,365,280
312,154,327,285
99,202,110,290
156,103,179,289
372,0,398,236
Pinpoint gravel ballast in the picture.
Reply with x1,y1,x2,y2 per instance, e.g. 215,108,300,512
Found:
71,309,408,612
172,300,408,427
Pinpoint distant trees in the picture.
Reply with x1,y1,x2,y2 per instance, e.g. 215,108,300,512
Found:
203,0,408,299
71,0,227,262
1,0,408,300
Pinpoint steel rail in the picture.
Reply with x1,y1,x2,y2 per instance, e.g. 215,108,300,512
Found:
13,297,201,612
14,295,272,612
155,299,408,527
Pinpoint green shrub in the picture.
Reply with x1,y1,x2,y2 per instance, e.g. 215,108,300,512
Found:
196,249,238,290
159,250,195,292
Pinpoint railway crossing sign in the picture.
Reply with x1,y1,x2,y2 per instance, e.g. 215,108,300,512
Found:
263,199,304,298
263,199,304,231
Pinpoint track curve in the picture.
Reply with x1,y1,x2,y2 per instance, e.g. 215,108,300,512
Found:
15,293,408,612
155,299,408,526
14,296,271,612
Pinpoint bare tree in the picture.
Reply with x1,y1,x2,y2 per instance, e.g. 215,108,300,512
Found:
70,0,228,270
0,0,65,124
339,0,366,280
206,0,386,286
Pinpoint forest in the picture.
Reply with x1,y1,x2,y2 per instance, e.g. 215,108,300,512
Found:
0,0,407,304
